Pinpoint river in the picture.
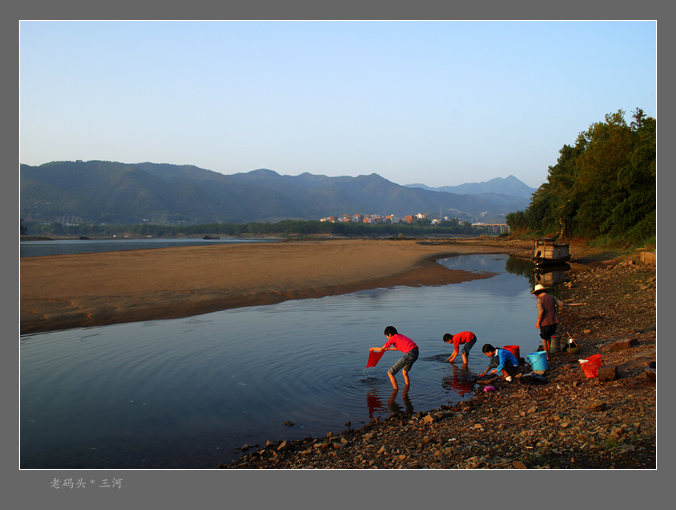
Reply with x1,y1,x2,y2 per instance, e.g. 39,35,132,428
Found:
20,252,557,469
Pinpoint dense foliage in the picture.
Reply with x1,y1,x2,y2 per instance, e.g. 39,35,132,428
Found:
21,218,480,238
506,109,656,246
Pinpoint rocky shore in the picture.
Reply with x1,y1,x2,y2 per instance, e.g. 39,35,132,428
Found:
219,243,656,469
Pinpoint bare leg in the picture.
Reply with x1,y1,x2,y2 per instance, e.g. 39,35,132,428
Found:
542,339,550,360
462,353,469,365
388,372,398,390
402,370,410,387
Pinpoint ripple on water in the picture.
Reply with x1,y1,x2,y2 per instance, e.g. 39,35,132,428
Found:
21,253,547,468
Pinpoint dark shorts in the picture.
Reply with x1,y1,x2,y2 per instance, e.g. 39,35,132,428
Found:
461,338,477,355
489,356,517,375
540,324,558,340
389,348,419,375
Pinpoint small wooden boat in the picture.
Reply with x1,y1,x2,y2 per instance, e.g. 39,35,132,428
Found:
532,238,571,266
202,235,220,240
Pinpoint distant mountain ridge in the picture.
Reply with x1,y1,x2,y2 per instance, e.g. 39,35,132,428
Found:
405,175,536,200
20,160,533,225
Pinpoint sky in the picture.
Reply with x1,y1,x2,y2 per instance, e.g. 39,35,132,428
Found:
19,20,656,189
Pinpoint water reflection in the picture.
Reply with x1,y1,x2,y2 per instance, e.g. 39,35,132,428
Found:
441,365,476,398
366,389,385,419
533,263,571,288
504,255,571,294
504,255,534,278
387,388,414,416
364,387,415,418
20,237,278,258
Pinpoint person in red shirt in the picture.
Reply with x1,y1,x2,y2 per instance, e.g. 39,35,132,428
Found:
443,331,477,365
369,326,419,390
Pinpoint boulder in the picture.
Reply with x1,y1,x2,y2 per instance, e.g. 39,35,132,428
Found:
423,414,436,424
589,400,606,412
640,251,656,265
598,365,619,382
603,338,639,352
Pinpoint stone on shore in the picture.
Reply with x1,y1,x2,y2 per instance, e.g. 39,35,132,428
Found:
589,400,606,412
598,365,619,382
603,338,639,352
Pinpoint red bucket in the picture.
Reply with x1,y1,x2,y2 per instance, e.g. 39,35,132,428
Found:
579,354,602,378
504,345,520,360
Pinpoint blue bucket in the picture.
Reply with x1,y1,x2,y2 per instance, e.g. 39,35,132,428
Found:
527,351,548,371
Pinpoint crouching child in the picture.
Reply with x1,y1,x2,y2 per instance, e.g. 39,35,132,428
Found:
478,343,518,382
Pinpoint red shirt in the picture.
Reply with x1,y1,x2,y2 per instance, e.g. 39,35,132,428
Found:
450,331,476,353
384,334,418,353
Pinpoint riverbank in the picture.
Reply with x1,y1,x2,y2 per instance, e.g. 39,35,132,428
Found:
220,242,656,469
20,238,516,335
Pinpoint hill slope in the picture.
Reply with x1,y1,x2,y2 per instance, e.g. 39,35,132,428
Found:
21,161,526,224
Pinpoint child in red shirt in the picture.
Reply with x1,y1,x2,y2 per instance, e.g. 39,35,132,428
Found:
443,331,477,365
370,326,419,389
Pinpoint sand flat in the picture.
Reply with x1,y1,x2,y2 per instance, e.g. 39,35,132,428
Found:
20,239,510,334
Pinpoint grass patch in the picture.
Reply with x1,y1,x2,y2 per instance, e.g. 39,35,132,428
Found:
603,438,621,450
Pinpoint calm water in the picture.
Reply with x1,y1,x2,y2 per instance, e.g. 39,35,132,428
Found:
20,237,279,258
20,253,555,469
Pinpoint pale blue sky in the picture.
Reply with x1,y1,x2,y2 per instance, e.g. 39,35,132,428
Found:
19,20,656,189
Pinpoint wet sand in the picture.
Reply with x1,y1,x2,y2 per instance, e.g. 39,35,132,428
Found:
20,239,513,335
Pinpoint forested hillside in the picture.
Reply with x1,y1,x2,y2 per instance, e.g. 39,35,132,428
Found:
20,161,525,225
506,109,656,246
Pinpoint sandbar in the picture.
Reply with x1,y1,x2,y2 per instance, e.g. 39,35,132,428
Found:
20,239,513,335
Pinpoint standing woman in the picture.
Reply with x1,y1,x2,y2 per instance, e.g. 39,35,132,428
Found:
369,326,419,390
532,284,564,360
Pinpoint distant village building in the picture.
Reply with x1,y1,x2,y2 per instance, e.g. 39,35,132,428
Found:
472,222,510,234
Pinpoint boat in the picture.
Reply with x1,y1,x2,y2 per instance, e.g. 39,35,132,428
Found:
203,235,220,240
532,238,571,266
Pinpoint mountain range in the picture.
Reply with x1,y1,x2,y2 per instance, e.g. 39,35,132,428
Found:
20,160,536,225
405,175,536,200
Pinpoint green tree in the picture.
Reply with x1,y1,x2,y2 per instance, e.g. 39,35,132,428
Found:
517,108,655,245
505,210,528,233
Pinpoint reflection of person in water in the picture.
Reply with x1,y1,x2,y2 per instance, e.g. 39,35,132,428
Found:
366,389,384,419
387,387,414,416
442,365,475,397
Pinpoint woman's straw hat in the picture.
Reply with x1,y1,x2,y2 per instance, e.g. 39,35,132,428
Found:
531,284,547,294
